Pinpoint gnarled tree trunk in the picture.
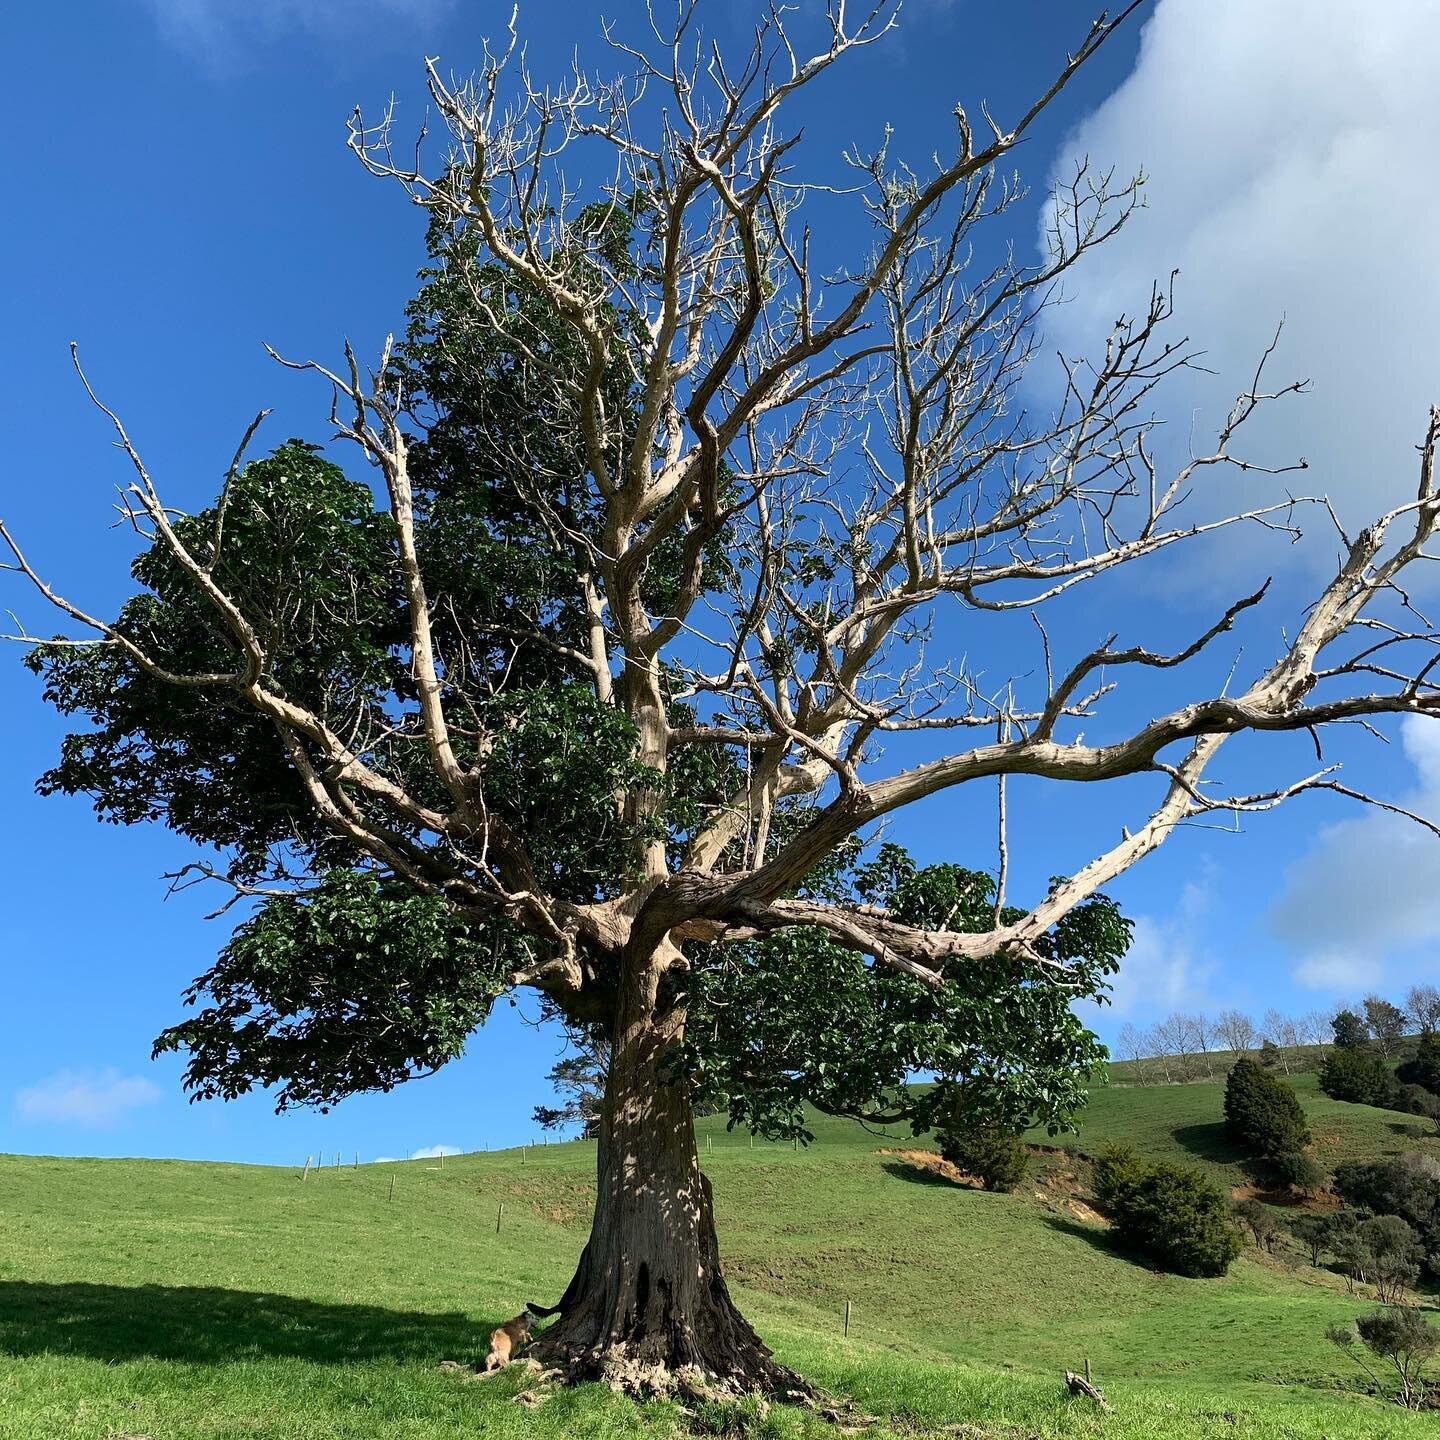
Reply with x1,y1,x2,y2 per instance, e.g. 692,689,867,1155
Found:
531,940,802,1397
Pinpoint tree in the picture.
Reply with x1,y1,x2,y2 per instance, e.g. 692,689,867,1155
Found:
1223,1057,1310,1160
1289,1212,1335,1267
12,2,1440,1395
1332,1010,1371,1050
1114,1023,1151,1084
1320,1048,1396,1108
1328,1308,1439,1410
1363,996,1408,1060
1232,1197,1279,1252
1333,1154,1440,1271
1213,1009,1257,1056
1272,1151,1327,1197
1396,1029,1440,1095
1405,983,1440,1036
534,1026,612,1139
1153,1013,1199,1081
1108,1162,1244,1278
1260,1010,1299,1073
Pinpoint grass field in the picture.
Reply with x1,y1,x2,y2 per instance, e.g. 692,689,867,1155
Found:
0,1065,1432,1438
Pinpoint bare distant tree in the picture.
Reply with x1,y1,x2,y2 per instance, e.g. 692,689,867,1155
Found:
1153,1012,1199,1080
12,0,1440,1392
1298,1010,1334,1049
1143,1025,1175,1084
1261,1010,1299,1073
1214,1009,1258,1055
1115,1022,1150,1084
1405,984,1440,1034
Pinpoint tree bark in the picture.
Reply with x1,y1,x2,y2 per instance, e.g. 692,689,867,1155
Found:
530,940,802,1397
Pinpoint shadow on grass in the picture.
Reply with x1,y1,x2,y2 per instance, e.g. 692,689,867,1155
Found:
1172,1122,1247,1168
0,1281,480,1364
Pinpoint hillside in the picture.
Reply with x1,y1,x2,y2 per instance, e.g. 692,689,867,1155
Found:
0,1070,1432,1438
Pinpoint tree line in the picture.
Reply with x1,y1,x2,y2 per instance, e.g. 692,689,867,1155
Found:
1115,984,1440,1083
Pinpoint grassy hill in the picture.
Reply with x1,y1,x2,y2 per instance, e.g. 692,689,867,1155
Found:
0,1068,1432,1438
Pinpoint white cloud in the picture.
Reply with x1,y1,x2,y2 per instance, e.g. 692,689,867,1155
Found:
1046,0,1440,552
15,1069,162,1126
1271,716,1440,992
409,1143,460,1159
1090,878,1217,1023
138,0,451,59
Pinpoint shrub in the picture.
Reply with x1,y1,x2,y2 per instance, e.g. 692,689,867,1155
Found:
1328,1307,1440,1410
1333,1153,1440,1274
1396,1029,1440,1095
1092,1143,1146,1212
1319,1047,1396,1107
1109,1162,1244,1278
1232,1197,1280,1251
937,1122,1029,1192
1289,1212,1335,1267
1272,1151,1327,1196
1395,1084,1440,1135
1224,1058,1311,1158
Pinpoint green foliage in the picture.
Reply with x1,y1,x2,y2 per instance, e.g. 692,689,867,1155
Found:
1224,1057,1311,1159
1272,1151,1328,1195
1395,1029,1440,1094
679,844,1127,1142
935,1113,1030,1192
1289,1212,1337,1267
1331,1009,1370,1049
1363,996,1408,1058
1103,1158,1243,1278
153,870,525,1109
1092,1142,1147,1212
1319,1047,1396,1107
1329,1308,1440,1409
1231,1197,1279,1251
1332,1152,1440,1274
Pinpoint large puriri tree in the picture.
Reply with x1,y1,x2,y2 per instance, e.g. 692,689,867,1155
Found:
9,0,1440,1395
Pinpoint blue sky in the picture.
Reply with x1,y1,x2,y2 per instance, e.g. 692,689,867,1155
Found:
2,0,1437,1165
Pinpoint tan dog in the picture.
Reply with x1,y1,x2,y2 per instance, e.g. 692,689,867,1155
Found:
483,1311,533,1372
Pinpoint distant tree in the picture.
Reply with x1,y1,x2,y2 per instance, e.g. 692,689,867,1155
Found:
936,1113,1030,1193
1289,1212,1335,1267
1257,1038,1281,1069
1358,1216,1426,1303
1214,1009,1258,1055
1298,1010,1334,1050
1114,1023,1151,1084
1320,1048,1396,1108
1273,1151,1328,1197
1224,1057,1311,1159
1153,1012,1198,1080
1232,1197,1280,1252
1395,1086,1440,1138
1332,1009,1371,1050
1328,1308,1440,1410
1261,1010,1298,1073
1144,1025,1176,1084
1108,1162,1244,1278
1396,1029,1440,1095
1363,996,1409,1059
532,1024,611,1139
1333,1153,1440,1273
1405,983,1440,1036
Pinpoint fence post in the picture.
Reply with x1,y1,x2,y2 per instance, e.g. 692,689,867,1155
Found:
302,1155,312,1182
497,1202,505,1233
844,1299,851,1338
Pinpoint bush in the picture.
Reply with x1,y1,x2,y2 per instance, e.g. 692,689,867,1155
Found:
1319,1047,1396,1107
1396,1029,1440,1095
1328,1307,1440,1409
1331,1008,1370,1049
1108,1161,1244,1277
1332,1152,1440,1274
1232,1197,1280,1251
1272,1151,1327,1196
1224,1058,1311,1158
1092,1142,1146,1212
1289,1212,1335,1266
1395,1084,1440,1135
937,1123,1029,1192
